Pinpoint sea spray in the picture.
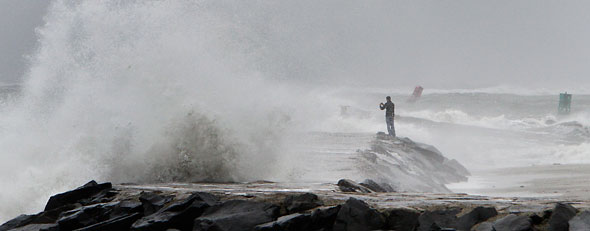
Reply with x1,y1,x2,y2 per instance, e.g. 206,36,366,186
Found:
0,0,313,221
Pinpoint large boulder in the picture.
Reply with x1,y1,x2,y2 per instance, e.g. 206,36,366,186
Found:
139,192,175,216
337,179,372,193
310,206,340,230
283,193,323,213
417,208,461,231
492,214,533,231
0,215,36,231
333,197,386,231
131,192,218,231
548,203,578,231
455,207,497,230
0,204,81,231
6,223,58,231
384,208,420,231
569,210,590,230
255,213,312,231
193,200,280,231
56,202,119,230
472,222,493,231
44,181,113,211
359,179,393,193
73,213,142,231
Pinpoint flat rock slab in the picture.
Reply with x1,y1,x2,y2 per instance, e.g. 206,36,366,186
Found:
193,200,279,231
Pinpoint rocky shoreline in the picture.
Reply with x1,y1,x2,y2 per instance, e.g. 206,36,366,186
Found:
3,180,590,231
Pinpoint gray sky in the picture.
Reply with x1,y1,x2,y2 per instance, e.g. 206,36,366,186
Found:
0,0,49,84
1,1,590,90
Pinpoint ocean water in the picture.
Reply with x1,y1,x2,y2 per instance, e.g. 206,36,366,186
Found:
2,0,590,223
331,91,590,168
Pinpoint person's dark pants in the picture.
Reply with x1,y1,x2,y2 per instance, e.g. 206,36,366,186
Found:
386,115,395,137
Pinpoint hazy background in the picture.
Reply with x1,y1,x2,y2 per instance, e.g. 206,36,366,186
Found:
2,0,590,91
1,0,590,223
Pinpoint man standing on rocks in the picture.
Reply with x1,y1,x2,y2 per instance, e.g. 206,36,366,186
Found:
379,96,396,137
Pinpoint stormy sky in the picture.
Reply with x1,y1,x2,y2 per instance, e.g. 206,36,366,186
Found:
1,1,590,90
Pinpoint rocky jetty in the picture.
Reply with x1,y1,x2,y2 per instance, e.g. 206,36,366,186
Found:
3,180,590,231
357,132,470,193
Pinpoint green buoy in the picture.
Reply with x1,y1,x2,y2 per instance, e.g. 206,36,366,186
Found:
558,92,572,114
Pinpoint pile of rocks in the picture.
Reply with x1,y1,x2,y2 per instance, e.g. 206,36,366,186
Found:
1,181,589,231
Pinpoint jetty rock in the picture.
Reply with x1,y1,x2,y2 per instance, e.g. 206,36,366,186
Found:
355,132,470,193
4,180,587,231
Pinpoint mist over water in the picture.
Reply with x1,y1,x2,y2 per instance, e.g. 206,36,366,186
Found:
0,0,328,220
2,0,590,223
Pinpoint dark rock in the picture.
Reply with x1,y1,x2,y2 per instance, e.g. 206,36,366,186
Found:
132,192,218,231
0,203,80,230
337,179,371,193
333,197,386,231
45,180,112,211
548,203,578,231
253,221,278,231
111,200,144,217
73,213,142,231
193,200,280,231
85,189,119,205
529,214,544,225
139,191,174,216
163,192,218,213
569,210,590,230
359,179,389,193
472,222,493,231
34,204,81,224
0,214,36,231
275,213,312,231
310,206,340,230
492,214,532,231
255,213,312,231
7,223,58,231
283,193,323,213
417,208,461,231
57,202,118,230
454,206,497,230
384,208,420,231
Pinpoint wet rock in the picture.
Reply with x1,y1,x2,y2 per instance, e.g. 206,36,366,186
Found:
44,181,112,211
0,214,36,231
529,213,546,225
548,203,578,231
110,200,143,217
33,204,81,225
384,208,420,231
56,202,118,230
492,214,533,231
359,179,389,193
255,213,312,231
337,179,371,193
569,210,590,230
131,192,218,231
454,206,497,230
139,191,174,216
283,193,323,213
7,223,58,231
73,213,142,231
310,206,340,230
193,200,280,231
0,203,81,231
472,222,493,231
333,197,386,231
417,208,461,231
